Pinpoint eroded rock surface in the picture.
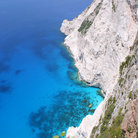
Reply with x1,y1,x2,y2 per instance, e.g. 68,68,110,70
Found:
61,0,138,137
121,99,138,138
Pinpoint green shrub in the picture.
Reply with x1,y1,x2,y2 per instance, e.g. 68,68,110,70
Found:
130,46,133,51
135,40,138,46
127,127,131,133
99,108,125,138
119,55,132,75
113,97,116,103
78,19,92,34
120,84,123,88
120,62,125,75
91,96,123,138
125,56,131,66
100,96,115,134
78,0,103,34
108,96,113,105
112,0,116,12
128,91,132,99
118,78,124,86
132,54,135,58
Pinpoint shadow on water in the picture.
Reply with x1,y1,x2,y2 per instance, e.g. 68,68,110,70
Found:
0,61,10,73
45,63,59,73
59,47,73,62
29,90,97,138
0,84,12,93
32,39,58,60
67,70,88,88
68,62,77,71
0,80,7,84
15,69,23,75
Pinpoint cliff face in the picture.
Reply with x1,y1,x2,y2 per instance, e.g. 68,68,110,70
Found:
90,37,138,138
60,0,138,138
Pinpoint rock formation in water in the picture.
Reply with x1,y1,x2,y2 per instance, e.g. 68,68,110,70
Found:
61,0,138,137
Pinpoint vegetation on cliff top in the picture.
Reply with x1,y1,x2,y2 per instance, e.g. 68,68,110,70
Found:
78,0,103,34
78,20,92,34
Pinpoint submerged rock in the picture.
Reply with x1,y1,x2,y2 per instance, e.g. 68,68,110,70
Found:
60,131,65,137
53,135,59,138
29,90,96,137
82,100,87,103
89,109,95,113
88,104,92,108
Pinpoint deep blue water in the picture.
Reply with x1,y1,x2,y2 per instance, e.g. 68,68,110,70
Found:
0,0,103,138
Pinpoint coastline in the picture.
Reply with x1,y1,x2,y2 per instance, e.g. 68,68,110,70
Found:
60,0,138,137
62,40,104,91
61,32,105,138
60,21,106,138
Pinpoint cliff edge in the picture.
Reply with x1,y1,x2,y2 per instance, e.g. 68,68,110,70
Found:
60,0,138,137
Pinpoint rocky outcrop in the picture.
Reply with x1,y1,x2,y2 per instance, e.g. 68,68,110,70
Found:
60,0,138,137
61,0,137,94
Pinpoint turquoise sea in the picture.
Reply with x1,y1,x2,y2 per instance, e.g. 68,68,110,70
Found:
0,0,103,137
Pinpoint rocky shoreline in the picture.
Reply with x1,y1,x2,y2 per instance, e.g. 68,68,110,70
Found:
60,0,138,137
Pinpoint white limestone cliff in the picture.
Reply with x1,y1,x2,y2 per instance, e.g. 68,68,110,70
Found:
60,0,138,137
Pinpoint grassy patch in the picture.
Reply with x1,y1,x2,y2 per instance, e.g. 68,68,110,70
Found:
100,96,115,134
118,78,124,86
78,20,92,34
78,0,103,34
99,108,125,138
119,55,133,75
91,97,123,138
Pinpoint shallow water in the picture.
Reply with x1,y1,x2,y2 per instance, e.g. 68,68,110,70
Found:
0,0,103,137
